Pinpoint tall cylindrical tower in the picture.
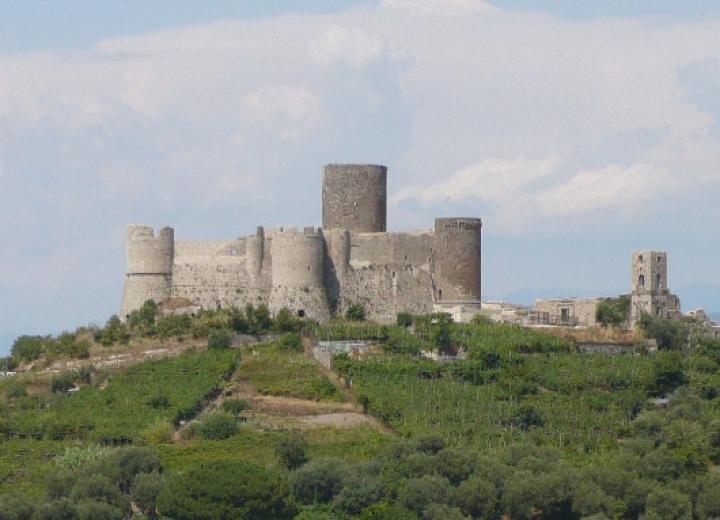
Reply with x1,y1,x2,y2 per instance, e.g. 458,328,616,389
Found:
322,164,387,232
433,218,482,303
269,226,330,320
120,224,174,318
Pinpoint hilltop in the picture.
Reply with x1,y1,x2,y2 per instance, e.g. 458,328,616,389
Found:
1,303,719,519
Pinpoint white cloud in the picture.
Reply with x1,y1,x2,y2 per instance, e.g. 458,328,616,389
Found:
381,0,496,16
308,25,386,68
536,164,674,217
391,155,559,204
240,85,325,139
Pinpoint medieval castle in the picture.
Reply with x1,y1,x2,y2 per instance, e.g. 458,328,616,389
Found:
121,164,482,323
121,162,716,333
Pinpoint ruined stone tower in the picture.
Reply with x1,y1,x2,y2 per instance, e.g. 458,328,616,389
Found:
433,218,482,304
120,225,174,319
322,164,387,232
630,251,681,324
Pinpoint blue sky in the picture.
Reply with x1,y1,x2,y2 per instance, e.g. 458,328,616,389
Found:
1,0,720,354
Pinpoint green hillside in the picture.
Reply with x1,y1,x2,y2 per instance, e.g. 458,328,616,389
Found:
0,304,719,519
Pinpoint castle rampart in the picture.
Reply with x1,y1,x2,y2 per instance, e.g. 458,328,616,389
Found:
120,163,483,323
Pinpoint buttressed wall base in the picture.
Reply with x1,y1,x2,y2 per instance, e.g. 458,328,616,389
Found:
120,164,482,323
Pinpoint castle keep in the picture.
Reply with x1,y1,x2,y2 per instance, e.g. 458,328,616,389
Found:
121,164,483,323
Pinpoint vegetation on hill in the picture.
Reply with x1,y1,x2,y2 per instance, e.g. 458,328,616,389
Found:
1,306,719,518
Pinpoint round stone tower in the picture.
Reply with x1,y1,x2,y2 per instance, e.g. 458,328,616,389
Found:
433,218,482,303
245,226,265,284
322,164,387,232
120,224,174,319
269,226,330,320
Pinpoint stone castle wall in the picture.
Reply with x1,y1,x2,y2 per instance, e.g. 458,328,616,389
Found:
120,163,483,322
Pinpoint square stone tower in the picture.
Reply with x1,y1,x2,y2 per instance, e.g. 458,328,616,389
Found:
630,251,681,325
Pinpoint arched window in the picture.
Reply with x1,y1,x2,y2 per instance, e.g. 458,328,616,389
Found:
656,274,661,289
638,275,645,287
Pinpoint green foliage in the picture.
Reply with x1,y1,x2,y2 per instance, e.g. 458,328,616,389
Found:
4,382,27,399
651,352,687,396
196,411,240,440
50,372,76,394
156,461,294,519
140,419,174,444
245,303,273,334
96,316,130,346
127,300,159,335
290,458,351,504
131,471,164,517
11,336,45,362
156,314,192,339
273,308,301,332
398,474,452,515
242,343,342,402
595,295,630,328
639,312,688,350
278,332,303,352
220,398,250,415
0,493,36,519
0,356,17,372
207,328,233,350
642,487,692,520
1,349,238,442
276,430,309,470
396,312,414,327
45,333,90,360
346,304,366,321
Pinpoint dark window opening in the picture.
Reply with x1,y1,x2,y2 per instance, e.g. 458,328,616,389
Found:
656,274,661,289
438,289,443,300
560,308,570,323
638,255,644,262
297,309,305,318
639,275,645,287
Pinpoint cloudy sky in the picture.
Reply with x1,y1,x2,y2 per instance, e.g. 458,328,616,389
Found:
2,0,719,353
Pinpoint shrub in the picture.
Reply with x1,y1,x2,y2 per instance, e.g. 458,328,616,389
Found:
290,458,352,504
333,474,383,515
246,304,273,334
417,433,445,455
640,313,688,350
128,300,158,335
651,352,687,396
221,398,250,415
197,411,240,440
508,405,545,431
276,430,308,470
207,328,233,350
596,295,630,328
146,393,170,409
397,312,414,327
0,493,36,520
0,355,18,371
5,382,27,399
98,315,130,346
140,419,174,444
156,314,192,338
346,304,366,321
131,472,165,517
76,365,95,385
278,332,303,352
453,476,497,518
33,498,77,520
51,372,76,394
397,475,452,514
310,377,339,400
11,335,45,362
75,501,124,520
157,461,293,519
274,308,301,332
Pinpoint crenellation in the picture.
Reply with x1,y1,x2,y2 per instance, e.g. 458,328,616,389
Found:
120,163,482,322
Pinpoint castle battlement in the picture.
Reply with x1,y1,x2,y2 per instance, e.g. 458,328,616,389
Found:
120,164,483,323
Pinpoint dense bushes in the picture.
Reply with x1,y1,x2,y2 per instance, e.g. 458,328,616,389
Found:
596,295,631,327
157,460,294,519
639,312,689,350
